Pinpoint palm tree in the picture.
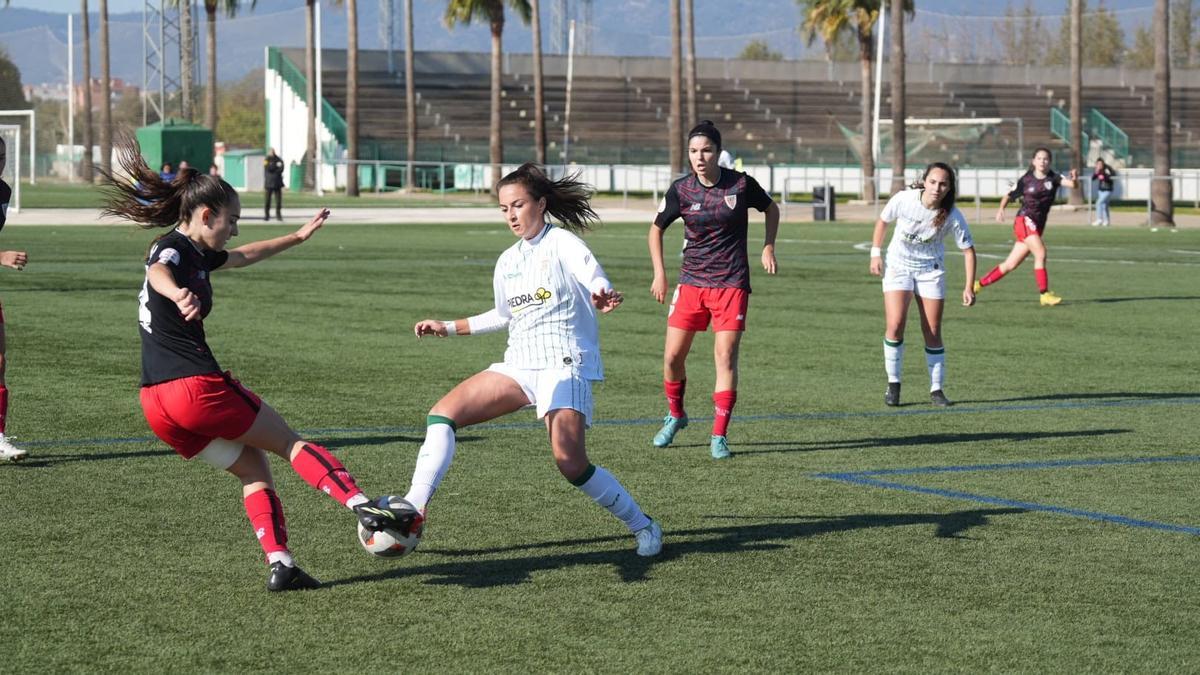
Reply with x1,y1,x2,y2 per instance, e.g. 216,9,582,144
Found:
346,0,359,196
203,1,250,132
669,0,682,174
530,0,545,164
99,0,111,175
800,0,885,202
404,0,416,189
888,0,906,195
305,0,316,188
685,0,697,129
1152,0,1174,226
81,0,94,182
1068,0,1082,205
179,0,194,119
444,1,532,184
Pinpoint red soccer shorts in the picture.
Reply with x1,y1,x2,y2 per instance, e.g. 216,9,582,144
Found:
140,371,262,459
1013,215,1044,242
667,284,749,332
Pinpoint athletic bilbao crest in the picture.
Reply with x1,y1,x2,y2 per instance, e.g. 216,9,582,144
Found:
724,194,738,209
1044,180,1053,190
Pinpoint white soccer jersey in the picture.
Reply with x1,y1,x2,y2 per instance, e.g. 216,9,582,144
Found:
879,188,973,271
492,223,611,380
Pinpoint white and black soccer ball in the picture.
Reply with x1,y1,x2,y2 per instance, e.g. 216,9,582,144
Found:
356,496,423,558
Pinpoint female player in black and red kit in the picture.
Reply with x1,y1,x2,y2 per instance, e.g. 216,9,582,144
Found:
977,147,1077,306
0,135,30,462
103,140,415,591
648,121,779,459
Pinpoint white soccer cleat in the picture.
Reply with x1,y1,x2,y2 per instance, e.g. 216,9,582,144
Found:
0,434,27,462
635,520,663,557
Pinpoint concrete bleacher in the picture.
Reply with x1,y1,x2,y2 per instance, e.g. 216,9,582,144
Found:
278,48,1200,170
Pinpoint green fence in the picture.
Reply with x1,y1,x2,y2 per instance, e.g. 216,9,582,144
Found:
1050,107,1089,150
1088,108,1130,160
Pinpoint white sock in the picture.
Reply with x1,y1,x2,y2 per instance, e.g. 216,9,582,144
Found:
404,420,456,511
573,465,651,533
267,551,295,567
926,346,945,392
345,493,369,509
884,338,904,383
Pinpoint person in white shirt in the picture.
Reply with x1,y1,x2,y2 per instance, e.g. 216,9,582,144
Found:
869,162,976,408
408,163,663,557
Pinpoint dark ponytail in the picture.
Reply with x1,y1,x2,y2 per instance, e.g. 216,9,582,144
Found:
101,134,238,230
909,161,957,229
496,162,599,234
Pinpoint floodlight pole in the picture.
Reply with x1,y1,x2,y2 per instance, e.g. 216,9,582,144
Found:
563,20,575,165
871,0,886,171
68,14,75,183
315,1,324,196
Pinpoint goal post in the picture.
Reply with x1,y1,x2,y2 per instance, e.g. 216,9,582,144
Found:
0,124,21,215
0,110,35,187
878,117,1026,168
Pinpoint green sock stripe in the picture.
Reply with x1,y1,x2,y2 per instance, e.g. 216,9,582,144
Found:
884,338,903,347
569,463,596,487
925,347,945,355
426,414,457,431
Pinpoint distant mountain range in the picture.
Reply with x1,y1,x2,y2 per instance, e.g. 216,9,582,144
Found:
0,0,1165,87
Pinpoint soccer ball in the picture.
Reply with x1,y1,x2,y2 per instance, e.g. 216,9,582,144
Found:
356,496,423,558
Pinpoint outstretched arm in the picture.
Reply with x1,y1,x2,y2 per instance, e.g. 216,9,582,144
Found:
223,208,330,269
0,250,27,271
414,309,510,338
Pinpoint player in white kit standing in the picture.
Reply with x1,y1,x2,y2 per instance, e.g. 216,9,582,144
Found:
408,163,663,557
869,162,976,407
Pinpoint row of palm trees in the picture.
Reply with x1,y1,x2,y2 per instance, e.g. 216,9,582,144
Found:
4,0,1179,224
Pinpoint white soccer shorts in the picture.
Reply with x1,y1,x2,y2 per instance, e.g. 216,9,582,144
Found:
487,362,596,427
882,264,947,299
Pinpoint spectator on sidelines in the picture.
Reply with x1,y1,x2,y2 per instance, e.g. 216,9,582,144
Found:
264,149,285,222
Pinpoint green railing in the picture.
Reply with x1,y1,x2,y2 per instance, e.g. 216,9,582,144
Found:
1050,107,1088,149
266,46,347,149
1088,108,1129,160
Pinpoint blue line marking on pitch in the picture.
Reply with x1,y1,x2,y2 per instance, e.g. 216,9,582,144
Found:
814,455,1200,536
17,395,1200,449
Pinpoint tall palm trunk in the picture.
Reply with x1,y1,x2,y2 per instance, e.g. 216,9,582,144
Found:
1152,0,1174,226
888,0,906,195
668,0,682,174
305,0,317,188
204,0,217,130
81,0,94,182
180,0,194,120
99,0,111,175
684,0,696,128
404,0,416,189
488,8,504,183
346,0,360,196
857,29,875,203
531,0,546,164
1068,0,1083,205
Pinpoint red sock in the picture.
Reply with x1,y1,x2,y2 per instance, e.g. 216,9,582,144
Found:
0,385,8,434
244,488,289,559
290,443,364,506
664,379,687,418
980,267,1006,287
712,390,737,437
1035,268,1049,293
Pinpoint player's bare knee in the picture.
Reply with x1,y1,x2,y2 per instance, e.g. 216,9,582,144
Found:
555,454,590,482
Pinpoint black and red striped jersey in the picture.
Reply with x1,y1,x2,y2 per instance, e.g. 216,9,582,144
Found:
654,168,773,291
1008,170,1062,229
139,229,228,385
0,178,11,230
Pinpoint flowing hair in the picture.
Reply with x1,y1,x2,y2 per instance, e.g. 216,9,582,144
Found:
495,162,599,234
101,133,238,230
909,161,958,229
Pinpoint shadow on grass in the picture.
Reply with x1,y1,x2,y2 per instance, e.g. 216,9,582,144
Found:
953,391,1200,405
729,428,1132,456
324,508,1024,589
1071,295,1200,304
16,447,174,467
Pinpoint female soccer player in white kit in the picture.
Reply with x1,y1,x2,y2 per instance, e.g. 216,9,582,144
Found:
869,162,976,407
409,163,663,557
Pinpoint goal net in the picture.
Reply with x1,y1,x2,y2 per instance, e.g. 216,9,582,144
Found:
0,124,19,215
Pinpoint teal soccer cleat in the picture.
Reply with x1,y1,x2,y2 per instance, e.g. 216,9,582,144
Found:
710,435,731,459
652,414,688,447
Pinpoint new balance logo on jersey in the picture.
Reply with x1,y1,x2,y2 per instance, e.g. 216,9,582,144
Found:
689,203,701,211
508,287,553,313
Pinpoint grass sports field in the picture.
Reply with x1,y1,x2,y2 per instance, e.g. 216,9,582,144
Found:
2,213,1199,671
